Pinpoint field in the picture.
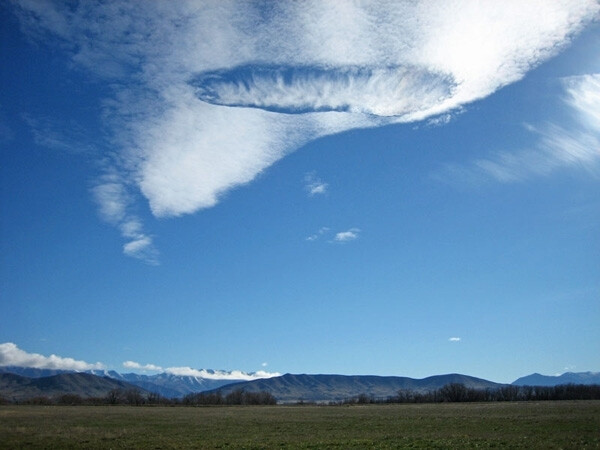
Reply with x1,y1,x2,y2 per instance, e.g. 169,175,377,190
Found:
1,401,599,449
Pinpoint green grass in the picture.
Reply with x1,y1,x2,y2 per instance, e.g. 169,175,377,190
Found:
1,401,599,449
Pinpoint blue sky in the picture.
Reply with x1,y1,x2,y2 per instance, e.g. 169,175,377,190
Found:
1,1,599,384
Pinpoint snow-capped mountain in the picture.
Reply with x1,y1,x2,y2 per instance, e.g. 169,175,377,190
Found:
0,366,273,398
103,371,245,397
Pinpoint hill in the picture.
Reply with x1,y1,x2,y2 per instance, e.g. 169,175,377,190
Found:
512,372,600,386
206,373,505,403
0,372,148,402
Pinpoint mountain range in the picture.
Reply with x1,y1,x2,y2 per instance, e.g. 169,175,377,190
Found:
511,372,600,387
204,373,504,403
1,366,598,403
0,366,250,398
0,372,148,402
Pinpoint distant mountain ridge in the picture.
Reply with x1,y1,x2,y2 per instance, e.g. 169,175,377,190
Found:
2,365,598,402
512,372,600,386
0,372,148,402
0,366,266,398
206,373,505,403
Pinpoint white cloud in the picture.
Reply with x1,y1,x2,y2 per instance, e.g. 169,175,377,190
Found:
334,228,360,242
123,360,163,371
437,73,600,184
193,65,454,117
449,337,461,342
120,359,281,378
0,342,105,371
425,112,460,128
164,366,280,380
93,174,159,265
305,172,328,196
120,363,281,379
10,1,599,257
565,73,600,132
306,226,330,241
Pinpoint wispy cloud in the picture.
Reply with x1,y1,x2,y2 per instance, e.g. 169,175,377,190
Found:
10,1,599,258
449,337,461,342
436,73,600,184
92,173,159,265
22,114,96,155
0,342,104,371
304,172,328,196
333,228,361,243
306,226,330,241
307,227,361,242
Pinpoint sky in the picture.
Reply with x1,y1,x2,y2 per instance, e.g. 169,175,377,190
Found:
1,1,599,384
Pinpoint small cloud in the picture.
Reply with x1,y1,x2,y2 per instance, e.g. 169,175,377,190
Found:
123,360,163,371
261,362,268,367
0,342,104,371
449,337,461,342
304,172,328,196
122,234,159,265
562,365,576,374
333,228,360,242
425,111,461,128
306,226,330,241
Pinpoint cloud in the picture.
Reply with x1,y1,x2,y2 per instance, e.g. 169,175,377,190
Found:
425,111,462,128
164,366,280,380
307,227,361,242
10,1,600,257
449,337,461,342
436,73,600,184
121,359,280,379
92,174,159,265
0,342,105,371
123,360,163,371
305,172,328,196
306,226,330,241
192,64,454,116
22,114,96,154
334,228,360,242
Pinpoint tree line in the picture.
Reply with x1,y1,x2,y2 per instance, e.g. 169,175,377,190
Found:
340,383,600,405
2,383,599,406
0,388,276,406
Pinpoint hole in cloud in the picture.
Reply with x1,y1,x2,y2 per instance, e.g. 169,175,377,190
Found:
190,64,456,117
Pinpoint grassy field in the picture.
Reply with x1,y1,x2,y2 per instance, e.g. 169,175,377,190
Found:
1,401,599,449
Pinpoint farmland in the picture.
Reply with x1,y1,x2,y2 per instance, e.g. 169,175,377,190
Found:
1,400,599,448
